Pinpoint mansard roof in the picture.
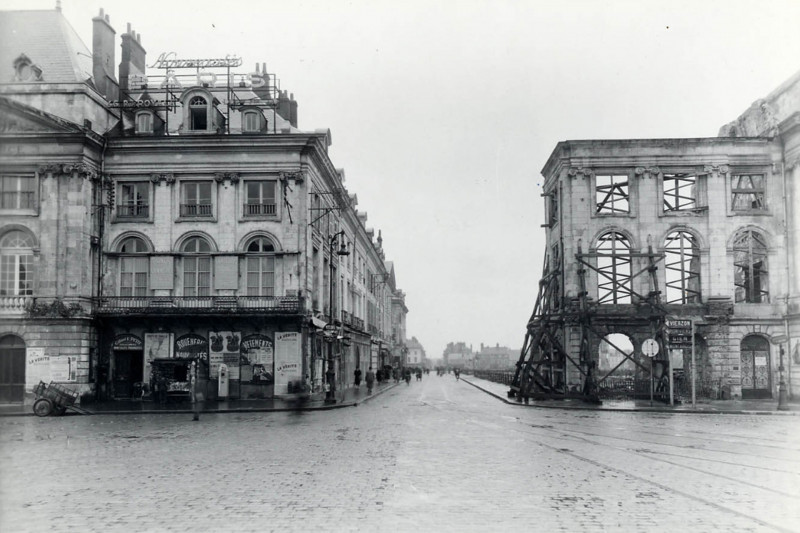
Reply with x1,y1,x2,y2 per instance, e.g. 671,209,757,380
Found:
0,9,94,84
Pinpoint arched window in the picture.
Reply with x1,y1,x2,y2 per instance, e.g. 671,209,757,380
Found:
596,231,631,304
0,230,35,296
118,236,149,297
664,230,701,304
733,229,769,303
189,96,208,131
182,237,211,296
245,236,276,296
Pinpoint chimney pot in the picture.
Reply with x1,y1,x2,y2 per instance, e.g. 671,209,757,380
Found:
99,8,104,16
127,22,131,33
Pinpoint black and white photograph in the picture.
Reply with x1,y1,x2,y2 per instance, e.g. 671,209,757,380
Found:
1,0,799,531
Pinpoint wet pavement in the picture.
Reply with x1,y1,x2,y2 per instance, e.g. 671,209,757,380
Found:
1,374,799,532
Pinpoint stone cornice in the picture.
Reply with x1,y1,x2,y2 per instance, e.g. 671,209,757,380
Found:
634,166,660,179
567,167,594,179
213,172,240,184
150,173,175,185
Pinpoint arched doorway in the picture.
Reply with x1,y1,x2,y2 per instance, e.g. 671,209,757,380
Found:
0,335,26,403
741,335,771,399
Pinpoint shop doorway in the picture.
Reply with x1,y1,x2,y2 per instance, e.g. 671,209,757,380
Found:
0,335,25,403
113,350,144,399
741,335,771,399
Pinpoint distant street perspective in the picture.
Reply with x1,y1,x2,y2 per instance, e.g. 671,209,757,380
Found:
2,376,798,533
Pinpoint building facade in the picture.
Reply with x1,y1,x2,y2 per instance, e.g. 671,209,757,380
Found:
475,343,516,371
0,7,408,404
516,71,800,402
405,336,426,367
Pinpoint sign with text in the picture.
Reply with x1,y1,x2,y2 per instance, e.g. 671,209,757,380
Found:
275,332,302,394
666,318,693,348
26,348,49,387
241,334,274,385
174,333,208,360
209,331,240,379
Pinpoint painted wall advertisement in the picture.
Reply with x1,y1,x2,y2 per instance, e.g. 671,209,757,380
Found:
209,331,240,379
50,356,78,382
240,334,274,384
275,331,302,394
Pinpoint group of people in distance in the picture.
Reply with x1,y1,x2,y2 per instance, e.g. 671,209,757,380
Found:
353,366,430,393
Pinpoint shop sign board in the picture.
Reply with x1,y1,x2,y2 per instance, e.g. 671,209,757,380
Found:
241,334,274,385
209,331,241,379
275,332,302,394
174,333,208,360
26,348,49,387
112,334,143,351
666,318,693,348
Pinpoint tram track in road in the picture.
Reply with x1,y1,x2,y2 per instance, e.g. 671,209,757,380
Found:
464,415,798,532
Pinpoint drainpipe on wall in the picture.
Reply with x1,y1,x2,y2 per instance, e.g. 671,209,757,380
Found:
779,140,793,399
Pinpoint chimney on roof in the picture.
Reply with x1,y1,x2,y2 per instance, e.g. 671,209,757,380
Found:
56,0,61,11
92,8,118,100
119,23,147,92
251,61,272,102
277,89,298,128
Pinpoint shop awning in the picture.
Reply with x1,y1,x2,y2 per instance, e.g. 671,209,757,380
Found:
310,316,328,330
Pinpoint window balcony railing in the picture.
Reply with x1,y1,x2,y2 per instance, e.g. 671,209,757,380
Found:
243,203,276,216
97,295,303,315
0,295,33,315
116,204,149,218
180,203,213,217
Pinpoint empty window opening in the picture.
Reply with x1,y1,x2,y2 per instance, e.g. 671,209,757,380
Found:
665,230,701,304
596,231,632,304
189,96,208,130
663,173,697,211
595,175,629,214
733,229,769,303
731,174,765,211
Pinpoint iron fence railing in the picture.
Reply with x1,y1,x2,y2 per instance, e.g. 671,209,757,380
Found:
97,295,302,314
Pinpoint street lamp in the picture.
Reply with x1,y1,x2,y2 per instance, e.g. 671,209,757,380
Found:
326,230,349,403
778,344,789,411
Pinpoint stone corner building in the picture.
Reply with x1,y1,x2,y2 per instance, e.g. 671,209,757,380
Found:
0,7,408,404
523,70,800,402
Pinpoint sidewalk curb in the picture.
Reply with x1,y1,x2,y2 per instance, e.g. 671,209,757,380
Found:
462,378,800,416
0,383,399,417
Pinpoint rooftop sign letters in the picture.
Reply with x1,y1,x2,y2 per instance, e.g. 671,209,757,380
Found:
149,52,243,69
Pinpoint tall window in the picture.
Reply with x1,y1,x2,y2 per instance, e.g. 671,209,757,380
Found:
1,175,35,210
595,175,629,214
664,230,701,304
180,182,212,217
118,237,149,297
118,182,149,218
0,230,34,296
731,174,765,212
244,181,276,216
548,189,559,226
189,96,208,130
596,231,631,304
733,229,769,303
182,237,212,297
663,173,697,212
245,237,275,296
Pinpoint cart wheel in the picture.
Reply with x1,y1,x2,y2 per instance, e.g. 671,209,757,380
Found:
53,405,67,416
33,398,54,417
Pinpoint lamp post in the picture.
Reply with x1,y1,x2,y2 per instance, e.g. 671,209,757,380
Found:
326,230,349,404
778,344,789,411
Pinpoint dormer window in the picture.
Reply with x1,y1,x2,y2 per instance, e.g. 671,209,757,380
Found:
243,110,261,133
135,111,153,134
13,54,43,82
189,96,208,130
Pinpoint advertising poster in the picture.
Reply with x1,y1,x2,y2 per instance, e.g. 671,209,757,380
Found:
209,331,240,379
241,334,274,384
25,348,49,387
275,331,302,394
144,333,173,383
50,356,77,382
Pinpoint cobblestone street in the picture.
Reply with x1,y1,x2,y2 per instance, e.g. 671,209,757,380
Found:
1,376,799,532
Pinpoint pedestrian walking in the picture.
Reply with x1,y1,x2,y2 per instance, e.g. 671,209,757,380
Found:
365,366,375,394
404,368,411,385
416,368,422,381
354,367,362,388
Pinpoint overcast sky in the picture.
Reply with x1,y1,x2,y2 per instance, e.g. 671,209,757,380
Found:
8,0,800,359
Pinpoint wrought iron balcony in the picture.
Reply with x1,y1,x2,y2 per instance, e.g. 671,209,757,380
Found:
97,295,303,315
180,203,213,217
243,203,276,216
